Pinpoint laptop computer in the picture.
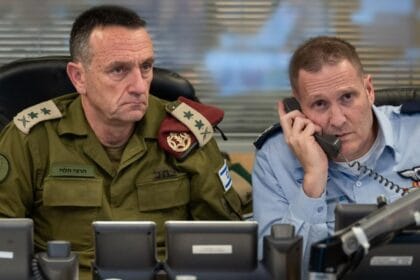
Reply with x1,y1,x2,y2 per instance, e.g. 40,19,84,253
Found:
0,218,33,280
92,221,158,280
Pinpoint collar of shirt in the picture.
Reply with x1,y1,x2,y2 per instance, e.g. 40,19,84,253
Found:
373,105,400,161
330,105,399,175
56,94,86,136
135,95,167,140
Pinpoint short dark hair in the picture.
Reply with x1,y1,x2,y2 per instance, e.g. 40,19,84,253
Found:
289,36,364,92
69,5,147,63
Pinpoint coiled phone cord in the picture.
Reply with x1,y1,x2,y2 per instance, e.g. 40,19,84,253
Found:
344,157,409,196
32,257,46,280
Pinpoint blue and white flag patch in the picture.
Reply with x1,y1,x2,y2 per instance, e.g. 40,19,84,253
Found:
218,160,232,192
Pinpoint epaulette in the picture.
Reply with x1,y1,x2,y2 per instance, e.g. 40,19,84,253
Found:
158,96,224,160
13,100,62,134
253,123,282,150
401,101,420,114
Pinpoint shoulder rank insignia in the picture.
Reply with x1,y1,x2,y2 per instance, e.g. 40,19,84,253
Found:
253,122,282,150
158,96,224,160
13,100,62,134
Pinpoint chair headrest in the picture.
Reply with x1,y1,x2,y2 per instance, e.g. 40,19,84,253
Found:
0,56,74,120
374,87,420,106
150,67,197,102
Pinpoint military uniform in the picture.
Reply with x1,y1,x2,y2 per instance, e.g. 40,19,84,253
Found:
253,103,420,275
0,93,242,279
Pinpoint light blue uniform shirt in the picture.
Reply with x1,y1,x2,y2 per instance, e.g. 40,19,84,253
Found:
252,104,420,273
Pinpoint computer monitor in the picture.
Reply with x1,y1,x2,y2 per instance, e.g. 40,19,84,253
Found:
164,221,266,280
334,204,420,280
0,218,33,280
334,203,377,230
92,221,158,280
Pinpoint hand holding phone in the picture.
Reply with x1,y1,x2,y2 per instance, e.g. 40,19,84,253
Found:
283,97,341,159
282,97,407,197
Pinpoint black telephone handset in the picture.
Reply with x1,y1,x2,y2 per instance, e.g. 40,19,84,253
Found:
283,97,409,196
283,97,341,159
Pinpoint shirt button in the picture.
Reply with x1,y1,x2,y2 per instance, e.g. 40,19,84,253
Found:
317,206,324,213
356,181,362,187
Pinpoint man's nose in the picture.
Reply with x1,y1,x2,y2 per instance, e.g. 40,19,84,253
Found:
329,105,346,128
128,68,148,94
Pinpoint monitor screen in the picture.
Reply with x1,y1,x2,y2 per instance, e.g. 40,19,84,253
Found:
334,203,377,231
0,218,33,280
164,220,264,279
92,221,157,280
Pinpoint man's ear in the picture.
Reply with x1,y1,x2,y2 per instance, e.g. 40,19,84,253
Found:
66,62,86,95
364,74,375,105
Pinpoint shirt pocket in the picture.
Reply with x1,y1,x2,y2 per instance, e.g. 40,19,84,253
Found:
43,177,103,207
136,175,190,212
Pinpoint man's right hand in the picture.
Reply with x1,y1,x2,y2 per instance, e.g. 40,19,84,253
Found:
278,100,328,198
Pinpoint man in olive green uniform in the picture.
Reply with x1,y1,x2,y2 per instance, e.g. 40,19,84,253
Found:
0,5,242,279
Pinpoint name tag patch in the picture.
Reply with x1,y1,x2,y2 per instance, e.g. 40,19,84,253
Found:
218,160,232,192
50,164,95,178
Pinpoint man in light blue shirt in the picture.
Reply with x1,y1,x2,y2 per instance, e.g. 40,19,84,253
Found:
252,36,420,275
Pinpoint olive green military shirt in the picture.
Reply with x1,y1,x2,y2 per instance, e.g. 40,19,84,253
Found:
0,93,242,280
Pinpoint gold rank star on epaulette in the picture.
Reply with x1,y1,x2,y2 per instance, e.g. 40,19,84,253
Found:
13,100,62,134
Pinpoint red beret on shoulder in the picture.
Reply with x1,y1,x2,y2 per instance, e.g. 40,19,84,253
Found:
158,96,224,160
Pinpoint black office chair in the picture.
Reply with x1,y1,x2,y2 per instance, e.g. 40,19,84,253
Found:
0,56,197,130
374,87,420,106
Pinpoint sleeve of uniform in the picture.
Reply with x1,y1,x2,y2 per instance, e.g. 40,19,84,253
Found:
159,97,242,220
0,124,37,218
180,138,242,220
252,135,328,266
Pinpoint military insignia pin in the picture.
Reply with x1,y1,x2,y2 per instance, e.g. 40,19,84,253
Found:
166,132,192,152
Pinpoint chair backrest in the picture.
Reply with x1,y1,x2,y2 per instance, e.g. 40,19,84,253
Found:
374,87,420,106
0,56,197,129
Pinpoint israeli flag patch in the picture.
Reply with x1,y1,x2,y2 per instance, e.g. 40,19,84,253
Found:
218,160,232,192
